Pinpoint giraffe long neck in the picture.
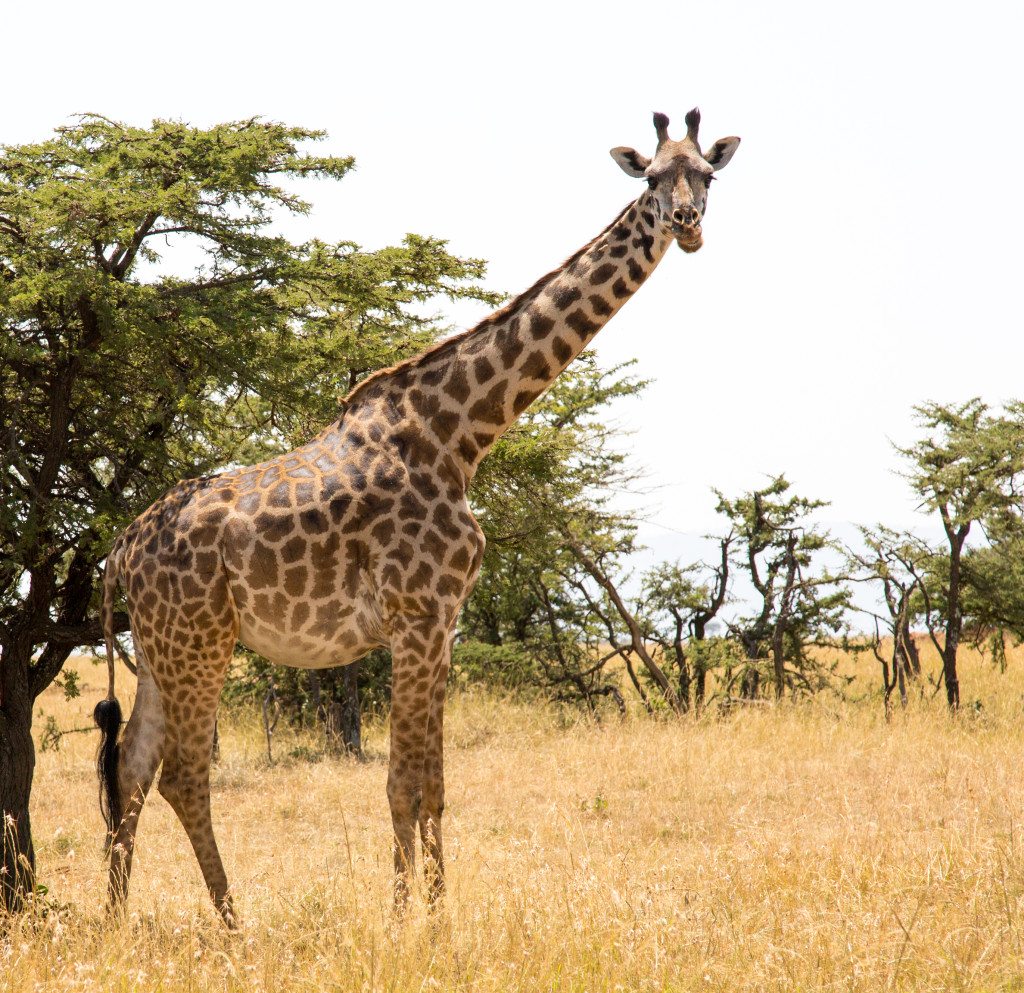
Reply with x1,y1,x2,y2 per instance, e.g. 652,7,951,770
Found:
350,191,673,483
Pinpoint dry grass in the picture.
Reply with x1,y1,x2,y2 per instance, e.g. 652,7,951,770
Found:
6,642,1024,991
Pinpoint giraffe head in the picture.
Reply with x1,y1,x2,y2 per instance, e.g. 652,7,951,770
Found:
610,109,740,253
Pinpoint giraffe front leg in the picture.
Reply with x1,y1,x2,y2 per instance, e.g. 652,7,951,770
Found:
387,615,450,907
419,646,450,905
153,643,237,926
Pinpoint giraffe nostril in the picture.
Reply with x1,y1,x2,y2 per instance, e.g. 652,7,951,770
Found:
673,207,700,228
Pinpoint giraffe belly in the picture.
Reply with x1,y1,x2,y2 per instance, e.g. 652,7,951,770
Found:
235,593,386,669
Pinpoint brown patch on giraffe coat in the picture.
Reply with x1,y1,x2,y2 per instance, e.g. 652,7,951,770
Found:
528,312,555,339
389,539,415,566
567,309,601,337
519,351,550,381
300,508,329,535
281,535,307,564
443,362,471,404
410,389,440,420
513,390,534,415
283,565,307,597
431,410,459,444
552,336,573,364
589,262,617,285
410,472,440,500
399,492,427,520
267,482,292,508
405,562,432,593
473,356,496,383
612,277,632,299
432,504,463,539
551,285,582,310
633,232,655,263
467,381,507,424
256,513,295,543
589,294,613,316
422,529,445,559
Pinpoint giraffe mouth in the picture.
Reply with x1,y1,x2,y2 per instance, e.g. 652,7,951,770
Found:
674,227,703,253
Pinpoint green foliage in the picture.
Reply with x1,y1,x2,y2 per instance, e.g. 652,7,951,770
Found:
450,639,541,691
897,400,1024,537
715,476,851,698
894,400,1024,705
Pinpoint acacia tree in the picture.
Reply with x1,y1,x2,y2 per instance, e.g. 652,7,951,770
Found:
0,115,496,909
849,526,926,712
896,400,1024,709
716,477,851,700
638,538,731,713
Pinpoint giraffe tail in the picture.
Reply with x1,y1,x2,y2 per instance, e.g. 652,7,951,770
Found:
94,536,126,841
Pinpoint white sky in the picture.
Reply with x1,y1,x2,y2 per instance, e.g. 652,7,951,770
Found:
6,0,1024,579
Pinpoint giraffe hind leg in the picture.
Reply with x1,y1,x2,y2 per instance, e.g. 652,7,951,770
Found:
154,641,237,927
107,652,165,912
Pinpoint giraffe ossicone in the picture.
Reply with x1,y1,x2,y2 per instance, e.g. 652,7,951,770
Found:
94,108,740,922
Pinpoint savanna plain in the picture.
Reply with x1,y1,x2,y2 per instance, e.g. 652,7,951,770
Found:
6,643,1024,992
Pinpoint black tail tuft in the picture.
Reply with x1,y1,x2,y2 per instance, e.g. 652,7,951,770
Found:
94,698,123,844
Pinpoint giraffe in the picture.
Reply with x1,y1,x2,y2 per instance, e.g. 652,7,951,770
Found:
93,108,740,924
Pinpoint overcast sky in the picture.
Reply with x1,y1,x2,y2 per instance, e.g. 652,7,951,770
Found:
6,0,1023,573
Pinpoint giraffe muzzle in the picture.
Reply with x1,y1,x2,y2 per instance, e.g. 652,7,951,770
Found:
671,206,703,252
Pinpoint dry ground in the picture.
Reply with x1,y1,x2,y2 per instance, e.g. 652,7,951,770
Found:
5,642,1024,992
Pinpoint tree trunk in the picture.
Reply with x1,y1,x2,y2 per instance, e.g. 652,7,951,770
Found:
324,664,361,756
0,649,37,912
691,620,707,716
308,670,322,724
694,665,707,714
672,616,691,714
900,614,922,677
943,628,961,710
944,536,965,711
771,626,786,700
340,664,361,756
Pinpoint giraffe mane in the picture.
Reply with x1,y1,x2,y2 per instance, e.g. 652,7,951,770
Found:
341,199,637,408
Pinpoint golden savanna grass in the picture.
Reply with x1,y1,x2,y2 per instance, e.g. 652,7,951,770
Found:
6,641,1024,992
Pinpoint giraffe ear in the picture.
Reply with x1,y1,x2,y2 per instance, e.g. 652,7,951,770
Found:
704,136,741,172
610,146,651,178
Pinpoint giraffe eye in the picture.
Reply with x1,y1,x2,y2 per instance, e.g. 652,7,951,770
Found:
647,176,657,189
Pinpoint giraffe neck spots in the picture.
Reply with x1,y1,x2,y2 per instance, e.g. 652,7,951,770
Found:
392,192,671,480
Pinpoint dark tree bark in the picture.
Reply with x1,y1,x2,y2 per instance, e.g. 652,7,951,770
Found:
340,664,361,755
940,510,969,711
322,664,362,756
0,654,37,912
771,535,799,700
